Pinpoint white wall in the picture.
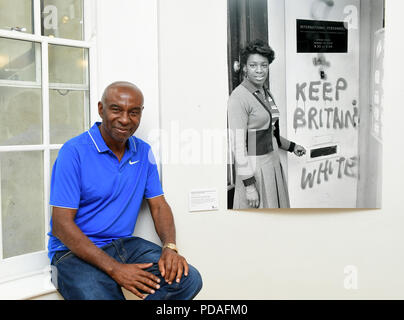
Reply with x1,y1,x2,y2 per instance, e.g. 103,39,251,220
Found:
96,0,162,245
158,0,404,299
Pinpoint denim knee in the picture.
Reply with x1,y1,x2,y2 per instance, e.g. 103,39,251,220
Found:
173,265,202,300
182,264,203,299
145,264,202,300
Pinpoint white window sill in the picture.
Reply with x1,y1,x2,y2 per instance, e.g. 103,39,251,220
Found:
0,271,140,300
0,269,59,300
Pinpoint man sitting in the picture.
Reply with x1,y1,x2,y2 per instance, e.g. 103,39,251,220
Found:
48,81,202,300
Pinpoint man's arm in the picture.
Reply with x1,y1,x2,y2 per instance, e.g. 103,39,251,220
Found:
51,206,161,299
147,196,189,284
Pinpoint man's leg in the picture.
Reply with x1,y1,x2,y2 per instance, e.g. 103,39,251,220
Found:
51,242,125,300
120,237,203,300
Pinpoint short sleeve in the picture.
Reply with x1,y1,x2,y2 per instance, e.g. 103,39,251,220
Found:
144,147,164,199
49,144,81,209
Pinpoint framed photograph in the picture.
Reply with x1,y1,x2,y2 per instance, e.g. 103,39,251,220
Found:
227,0,384,209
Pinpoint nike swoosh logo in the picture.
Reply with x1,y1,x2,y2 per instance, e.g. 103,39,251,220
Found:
129,160,139,165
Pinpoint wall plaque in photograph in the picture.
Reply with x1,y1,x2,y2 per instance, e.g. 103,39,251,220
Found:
297,19,348,53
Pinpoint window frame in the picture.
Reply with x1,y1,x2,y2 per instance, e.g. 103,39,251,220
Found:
0,0,97,288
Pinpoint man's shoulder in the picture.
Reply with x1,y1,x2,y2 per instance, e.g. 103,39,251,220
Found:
59,131,92,155
130,135,152,152
130,136,159,165
64,129,89,144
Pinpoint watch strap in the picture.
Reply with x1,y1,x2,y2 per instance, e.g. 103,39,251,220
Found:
163,242,178,253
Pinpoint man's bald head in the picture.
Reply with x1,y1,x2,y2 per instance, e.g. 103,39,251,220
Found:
101,81,144,105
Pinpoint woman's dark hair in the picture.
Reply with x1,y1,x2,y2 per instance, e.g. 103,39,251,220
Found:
240,39,275,66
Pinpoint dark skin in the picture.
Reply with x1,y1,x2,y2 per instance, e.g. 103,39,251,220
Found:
52,82,189,299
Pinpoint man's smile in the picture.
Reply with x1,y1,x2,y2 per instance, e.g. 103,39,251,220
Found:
114,127,131,134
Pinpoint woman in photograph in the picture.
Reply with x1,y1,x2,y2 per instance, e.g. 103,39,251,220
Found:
228,39,306,209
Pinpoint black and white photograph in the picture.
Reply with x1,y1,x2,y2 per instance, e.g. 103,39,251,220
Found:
227,0,385,209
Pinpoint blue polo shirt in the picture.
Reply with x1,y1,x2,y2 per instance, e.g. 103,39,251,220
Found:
47,122,164,261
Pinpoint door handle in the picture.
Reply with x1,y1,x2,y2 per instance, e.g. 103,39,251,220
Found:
233,61,240,73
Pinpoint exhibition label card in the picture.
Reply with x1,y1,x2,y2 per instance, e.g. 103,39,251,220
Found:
189,189,219,212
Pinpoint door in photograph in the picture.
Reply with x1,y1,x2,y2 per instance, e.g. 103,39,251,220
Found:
227,0,269,93
285,0,360,207
227,0,268,208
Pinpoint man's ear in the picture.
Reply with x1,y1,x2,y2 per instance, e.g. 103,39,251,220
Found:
98,101,104,118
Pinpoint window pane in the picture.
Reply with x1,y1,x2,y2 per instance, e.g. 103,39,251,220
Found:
48,44,88,85
0,0,33,34
0,38,40,82
41,0,84,40
50,149,59,190
50,89,87,144
1,151,44,259
50,149,59,173
0,87,42,146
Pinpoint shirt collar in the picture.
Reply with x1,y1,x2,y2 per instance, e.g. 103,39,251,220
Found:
241,78,268,94
87,122,137,154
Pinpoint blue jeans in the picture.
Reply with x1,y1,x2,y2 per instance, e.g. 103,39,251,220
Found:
51,237,203,300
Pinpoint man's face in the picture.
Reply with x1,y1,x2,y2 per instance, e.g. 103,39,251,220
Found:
244,53,269,88
98,85,144,144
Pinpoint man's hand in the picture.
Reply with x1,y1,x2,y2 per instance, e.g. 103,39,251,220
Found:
147,196,190,284
110,262,161,300
147,196,189,284
158,247,189,285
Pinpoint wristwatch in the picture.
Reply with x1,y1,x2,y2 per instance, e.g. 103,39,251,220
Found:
163,242,178,253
